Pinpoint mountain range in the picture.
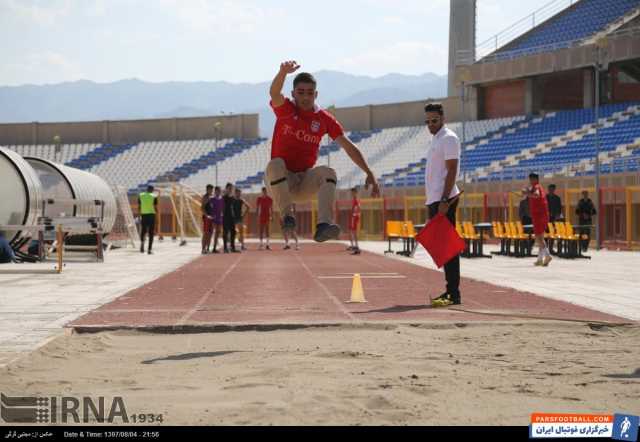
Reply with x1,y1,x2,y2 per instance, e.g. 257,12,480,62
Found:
0,71,447,136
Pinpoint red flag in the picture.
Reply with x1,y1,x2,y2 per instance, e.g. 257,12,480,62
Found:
416,214,466,268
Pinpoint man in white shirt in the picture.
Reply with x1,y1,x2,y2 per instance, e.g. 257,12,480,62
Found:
424,103,462,307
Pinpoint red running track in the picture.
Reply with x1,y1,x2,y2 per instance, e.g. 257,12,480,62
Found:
68,244,627,332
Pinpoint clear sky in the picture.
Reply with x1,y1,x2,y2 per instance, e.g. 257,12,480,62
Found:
0,0,554,86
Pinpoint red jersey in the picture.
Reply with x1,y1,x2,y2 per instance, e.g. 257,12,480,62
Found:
528,184,549,217
257,196,273,220
351,198,361,218
270,98,344,173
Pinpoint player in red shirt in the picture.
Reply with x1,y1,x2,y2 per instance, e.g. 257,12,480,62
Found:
266,60,380,243
347,187,362,255
523,172,552,266
256,187,273,251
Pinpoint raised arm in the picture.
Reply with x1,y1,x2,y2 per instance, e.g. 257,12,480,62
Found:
270,61,300,107
335,135,380,198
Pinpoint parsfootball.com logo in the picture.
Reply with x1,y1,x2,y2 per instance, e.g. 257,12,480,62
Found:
530,413,639,441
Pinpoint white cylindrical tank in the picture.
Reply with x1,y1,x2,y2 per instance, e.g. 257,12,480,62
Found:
0,147,43,245
24,157,117,234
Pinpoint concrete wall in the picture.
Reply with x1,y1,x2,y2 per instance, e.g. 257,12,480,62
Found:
0,114,259,146
333,96,477,132
612,65,640,102
481,80,527,119
0,122,37,145
1,97,486,146
538,69,585,111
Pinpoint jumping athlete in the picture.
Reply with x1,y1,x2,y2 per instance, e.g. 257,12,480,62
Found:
266,60,379,243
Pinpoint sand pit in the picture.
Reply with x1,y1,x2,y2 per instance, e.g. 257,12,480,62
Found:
1,321,638,426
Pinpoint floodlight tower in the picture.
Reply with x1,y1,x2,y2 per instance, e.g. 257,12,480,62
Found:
448,0,477,97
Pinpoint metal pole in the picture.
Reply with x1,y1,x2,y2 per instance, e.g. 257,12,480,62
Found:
215,128,219,187
462,81,467,185
594,58,602,250
461,81,467,219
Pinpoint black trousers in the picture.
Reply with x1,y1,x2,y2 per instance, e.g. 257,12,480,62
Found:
223,221,236,251
140,214,156,251
427,199,461,299
579,219,592,251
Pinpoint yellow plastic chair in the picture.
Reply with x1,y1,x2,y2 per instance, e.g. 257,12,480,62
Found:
492,222,508,255
385,221,404,254
545,222,557,240
463,222,481,241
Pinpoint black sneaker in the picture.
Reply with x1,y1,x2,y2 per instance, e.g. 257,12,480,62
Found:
140,247,144,254
147,250,154,255
224,248,230,254
212,249,219,254
314,223,341,242
351,248,361,255
283,245,291,250
431,292,461,307
283,215,296,230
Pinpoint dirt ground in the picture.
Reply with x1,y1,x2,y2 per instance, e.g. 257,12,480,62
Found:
1,321,638,426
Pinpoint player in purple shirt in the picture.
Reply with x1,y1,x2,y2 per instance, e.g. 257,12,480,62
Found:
208,186,224,253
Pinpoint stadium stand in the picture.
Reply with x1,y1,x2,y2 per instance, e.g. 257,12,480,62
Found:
488,104,640,180
492,0,640,60
5,143,102,164
67,143,137,170
5,106,639,191
377,102,640,187
179,137,272,192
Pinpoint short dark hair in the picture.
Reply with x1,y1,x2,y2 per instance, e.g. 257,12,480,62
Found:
147,185,154,192
262,187,267,192
351,186,358,192
424,102,444,115
529,173,539,180
548,184,556,190
214,186,221,192
206,184,213,190
225,182,233,189
293,72,317,88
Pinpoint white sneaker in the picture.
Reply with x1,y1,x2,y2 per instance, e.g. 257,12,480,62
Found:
295,245,300,251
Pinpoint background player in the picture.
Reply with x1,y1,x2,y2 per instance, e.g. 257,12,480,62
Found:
347,187,361,255
257,187,273,251
523,173,552,267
